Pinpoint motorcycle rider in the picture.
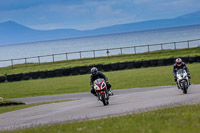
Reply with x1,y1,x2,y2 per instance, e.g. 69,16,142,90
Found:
90,67,113,96
173,58,191,89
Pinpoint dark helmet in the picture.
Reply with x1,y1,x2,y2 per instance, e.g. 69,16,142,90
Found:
91,67,98,75
175,58,183,66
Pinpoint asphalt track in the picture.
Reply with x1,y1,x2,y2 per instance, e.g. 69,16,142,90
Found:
1,85,200,131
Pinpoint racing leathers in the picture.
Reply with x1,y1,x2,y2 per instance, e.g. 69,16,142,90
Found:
90,71,112,96
173,62,190,81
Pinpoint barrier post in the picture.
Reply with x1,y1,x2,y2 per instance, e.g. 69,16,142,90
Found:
11,59,14,69
174,42,176,50
25,58,27,64
66,53,68,60
187,41,190,48
148,45,150,52
134,46,136,54
52,54,55,63
93,50,95,58
120,48,123,55
38,56,40,64
106,49,110,56
161,44,163,50
79,51,82,59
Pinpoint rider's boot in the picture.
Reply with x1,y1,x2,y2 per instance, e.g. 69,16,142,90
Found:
106,83,113,96
108,89,113,96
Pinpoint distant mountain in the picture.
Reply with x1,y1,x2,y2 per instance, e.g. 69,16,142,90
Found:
0,21,81,45
88,11,200,34
1,11,200,45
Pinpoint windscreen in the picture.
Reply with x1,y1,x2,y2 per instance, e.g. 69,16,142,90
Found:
177,69,185,74
95,78,103,85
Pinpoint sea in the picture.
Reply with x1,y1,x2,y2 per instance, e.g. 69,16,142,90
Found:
0,25,200,67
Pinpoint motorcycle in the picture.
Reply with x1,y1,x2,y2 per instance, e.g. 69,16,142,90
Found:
176,69,190,94
94,78,109,106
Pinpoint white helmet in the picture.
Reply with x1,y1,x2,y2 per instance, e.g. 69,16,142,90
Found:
175,58,183,66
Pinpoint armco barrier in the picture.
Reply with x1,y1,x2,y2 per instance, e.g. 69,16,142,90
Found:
157,59,165,66
1,56,200,83
181,57,189,63
47,70,55,78
111,63,119,71
127,61,134,69
39,71,48,79
79,66,89,75
0,76,6,83
118,62,127,70
164,58,174,65
94,64,103,71
30,72,39,79
63,68,71,76
102,64,111,72
134,61,143,68
14,73,23,81
0,101,25,106
197,56,200,62
143,60,151,67
6,75,15,82
189,56,197,63
71,67,80,75
150,60,158,66
23,73,30,80
55,69,64,77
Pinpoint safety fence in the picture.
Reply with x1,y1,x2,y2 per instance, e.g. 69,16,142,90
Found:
0,38,200,68
0,56,200,83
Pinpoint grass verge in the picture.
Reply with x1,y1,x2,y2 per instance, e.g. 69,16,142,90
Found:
0,63,200,99
0,99,71,114
2,103,200,133
0,47,200,76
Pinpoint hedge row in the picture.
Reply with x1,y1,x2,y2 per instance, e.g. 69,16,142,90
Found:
0,56,200,83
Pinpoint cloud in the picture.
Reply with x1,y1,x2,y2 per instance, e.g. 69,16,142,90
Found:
0,0,200,30
133,0,152,4
0,0,86,11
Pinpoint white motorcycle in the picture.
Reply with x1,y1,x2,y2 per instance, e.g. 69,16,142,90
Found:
94,78,109,106
176,69,190,94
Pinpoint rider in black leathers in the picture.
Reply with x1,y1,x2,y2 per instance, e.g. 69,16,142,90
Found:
173,58,191,88
90,67,113,96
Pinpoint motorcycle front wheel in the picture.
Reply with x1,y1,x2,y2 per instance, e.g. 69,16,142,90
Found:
100,93,109,106
182,81,187,94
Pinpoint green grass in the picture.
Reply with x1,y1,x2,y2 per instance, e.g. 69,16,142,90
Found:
3,103,200,133
0,100,71,114
0,63,200,99
1,47,200,76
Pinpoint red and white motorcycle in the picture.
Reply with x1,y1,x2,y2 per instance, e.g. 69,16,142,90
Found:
94,78,109,106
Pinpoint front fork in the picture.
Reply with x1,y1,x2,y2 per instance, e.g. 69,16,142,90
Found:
97,90,109,101
178,79,189,89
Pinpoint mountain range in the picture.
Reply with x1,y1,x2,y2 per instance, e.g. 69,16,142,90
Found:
0,11,200,45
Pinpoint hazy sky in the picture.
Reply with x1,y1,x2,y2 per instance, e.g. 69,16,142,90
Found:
0,0,200,30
